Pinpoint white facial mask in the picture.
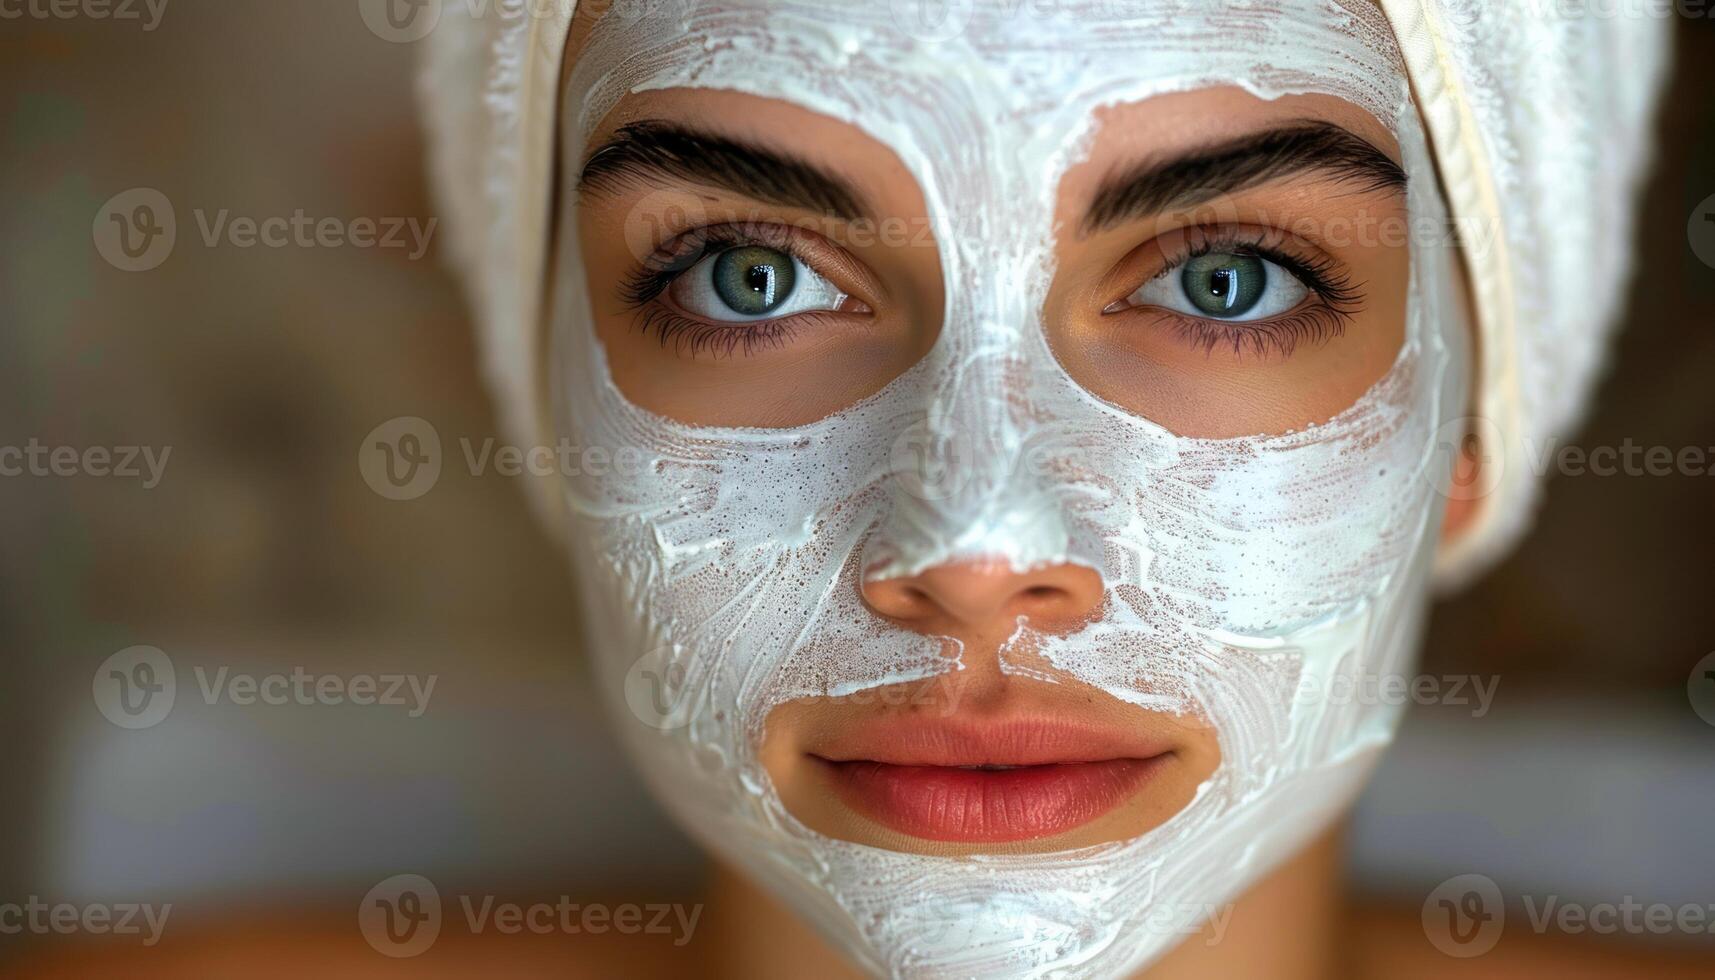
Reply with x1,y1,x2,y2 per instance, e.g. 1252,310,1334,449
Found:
549,1,1469,976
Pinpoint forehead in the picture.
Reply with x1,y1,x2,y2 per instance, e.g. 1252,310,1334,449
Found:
569,0,1406,156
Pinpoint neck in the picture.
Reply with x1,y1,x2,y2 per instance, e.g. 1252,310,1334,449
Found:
697,826,1348,980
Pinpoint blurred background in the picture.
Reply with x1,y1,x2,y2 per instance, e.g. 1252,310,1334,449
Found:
3,0,1713,971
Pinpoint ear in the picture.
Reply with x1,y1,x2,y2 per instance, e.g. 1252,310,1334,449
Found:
1437,241,1485,551
1438,422,1485,547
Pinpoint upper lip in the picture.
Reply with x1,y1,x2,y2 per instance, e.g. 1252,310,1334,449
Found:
809,716,1174,768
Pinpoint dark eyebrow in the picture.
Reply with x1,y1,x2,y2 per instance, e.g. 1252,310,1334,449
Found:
1082,121,1405,236
578,120,869,222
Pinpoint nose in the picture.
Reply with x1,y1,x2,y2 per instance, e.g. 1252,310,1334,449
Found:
862,559,1104,636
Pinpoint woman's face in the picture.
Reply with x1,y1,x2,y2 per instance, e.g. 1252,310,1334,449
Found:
575,86,1410,854
552,1,1467,975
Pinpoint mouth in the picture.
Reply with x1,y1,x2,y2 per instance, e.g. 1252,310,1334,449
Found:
809,718,1175,843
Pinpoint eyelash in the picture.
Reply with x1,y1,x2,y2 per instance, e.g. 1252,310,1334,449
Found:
1136,225,1363,359
619,223,1363,360
620,223,836,358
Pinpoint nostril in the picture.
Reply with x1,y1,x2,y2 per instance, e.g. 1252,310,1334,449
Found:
862,561,1104,630
863,580,936,619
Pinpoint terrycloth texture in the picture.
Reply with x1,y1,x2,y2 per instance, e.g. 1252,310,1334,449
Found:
418,1,1671,587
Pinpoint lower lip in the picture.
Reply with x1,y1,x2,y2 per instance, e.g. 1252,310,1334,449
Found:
819,755,1168,843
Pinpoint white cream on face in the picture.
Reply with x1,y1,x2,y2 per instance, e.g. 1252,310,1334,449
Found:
549,1,1469,976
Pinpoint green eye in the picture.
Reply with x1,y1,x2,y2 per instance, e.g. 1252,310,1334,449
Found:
712,246,797,317
1180,252,1267,318
668,238,848,323
1116,243,1316,330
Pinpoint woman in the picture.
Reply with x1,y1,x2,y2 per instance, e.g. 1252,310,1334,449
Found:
410,0,1676,976
11,2,1685,978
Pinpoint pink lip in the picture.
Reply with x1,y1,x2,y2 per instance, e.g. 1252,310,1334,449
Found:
811,718,1174,843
